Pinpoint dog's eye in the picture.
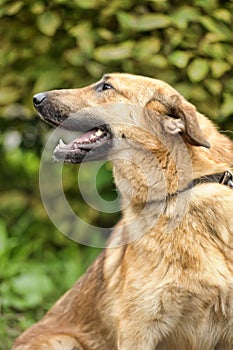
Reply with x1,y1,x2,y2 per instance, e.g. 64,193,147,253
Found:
167,113,179,119
96,83,114,92
102,83,113,91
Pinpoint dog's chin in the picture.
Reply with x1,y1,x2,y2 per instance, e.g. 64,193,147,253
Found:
53,127,113,164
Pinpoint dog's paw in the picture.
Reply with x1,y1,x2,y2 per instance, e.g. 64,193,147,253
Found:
41,336,82,350
12,335,83,350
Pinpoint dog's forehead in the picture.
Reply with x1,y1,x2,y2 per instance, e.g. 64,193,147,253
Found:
102,73,177,96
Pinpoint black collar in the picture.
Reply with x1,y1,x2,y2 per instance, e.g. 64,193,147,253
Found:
147,171,233,205
193,170,233,188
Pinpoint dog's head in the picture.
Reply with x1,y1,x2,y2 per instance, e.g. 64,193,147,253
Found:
33,73,210,164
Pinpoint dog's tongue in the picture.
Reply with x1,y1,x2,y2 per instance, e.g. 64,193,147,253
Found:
57,128,108,152
71,128,106,149
74,129,98,144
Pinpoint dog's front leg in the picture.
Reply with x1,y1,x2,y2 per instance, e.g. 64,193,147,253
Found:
117,333,160,350
117,321,162,350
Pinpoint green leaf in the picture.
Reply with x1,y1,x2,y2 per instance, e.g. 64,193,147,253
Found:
0,221,7,256
225,78,233,94
37,12,62,37
148,55,168,69
0,87,20,105
198,99,219,120
226,54,233,66
213,9,232,23
200,42,227,59
97,28,114,41
210,60,231,78
187,58,209,82
69,22,94,56
94,41,134,62
194,0,218,11
31,2,46,15
74,0,102,9
220,93,233,119
118,12,172,32
6,1,23,16
200,16,232,40
174,83,193,99
33,70,63,93
169,51,191,68
201,32,228,44
86,61,104,78
210,43,227,59
134,38,161,60
64,49,84,66
12,270,54,307
171,6,200,29
204,79,222,95
189,86,208,102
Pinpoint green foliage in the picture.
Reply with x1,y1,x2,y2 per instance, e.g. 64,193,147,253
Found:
1,0,233,348
0,0,233,121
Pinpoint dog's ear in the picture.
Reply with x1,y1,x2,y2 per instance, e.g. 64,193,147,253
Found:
166,95,210,148
146,94,210,148
163,117,186,135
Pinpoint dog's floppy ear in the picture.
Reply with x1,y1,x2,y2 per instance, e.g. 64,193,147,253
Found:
166,94,210,148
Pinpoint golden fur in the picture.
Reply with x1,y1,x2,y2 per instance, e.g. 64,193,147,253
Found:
12,73,233,350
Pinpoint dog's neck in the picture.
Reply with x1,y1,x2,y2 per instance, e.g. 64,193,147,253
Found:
112,144,190,242
112,117,233,213
112,134,190,210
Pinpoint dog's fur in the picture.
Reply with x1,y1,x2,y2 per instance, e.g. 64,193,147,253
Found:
12,73,233,350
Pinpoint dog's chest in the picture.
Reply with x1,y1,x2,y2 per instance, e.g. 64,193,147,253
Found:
116,209,233,348
118,255,233,349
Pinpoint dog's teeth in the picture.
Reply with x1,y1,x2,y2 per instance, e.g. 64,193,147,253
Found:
84,138,89,142
96,129,103,137
59,139,66,148
90,135,96,140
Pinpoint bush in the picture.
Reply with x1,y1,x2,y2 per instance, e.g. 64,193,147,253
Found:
1,0,232,347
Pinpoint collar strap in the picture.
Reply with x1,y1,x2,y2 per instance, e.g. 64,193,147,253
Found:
193,170,233,188
154,170,233,203
219,170,233,187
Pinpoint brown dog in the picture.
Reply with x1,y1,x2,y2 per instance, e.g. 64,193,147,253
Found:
12,73,233,350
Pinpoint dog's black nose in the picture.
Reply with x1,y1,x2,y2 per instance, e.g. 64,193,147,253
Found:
33,92,47,107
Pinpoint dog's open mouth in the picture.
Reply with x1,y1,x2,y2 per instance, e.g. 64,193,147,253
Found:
53,126,112,163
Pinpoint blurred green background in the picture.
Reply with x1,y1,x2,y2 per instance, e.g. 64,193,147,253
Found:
1,0,233,348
